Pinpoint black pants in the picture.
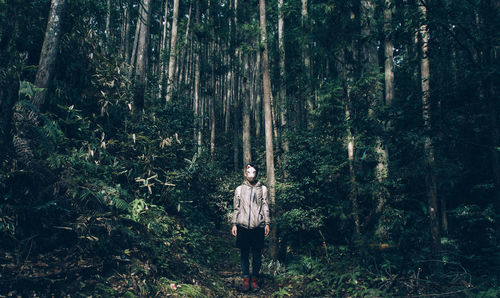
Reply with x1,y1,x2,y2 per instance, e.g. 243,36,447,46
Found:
236,226,264,277
241,246,262,277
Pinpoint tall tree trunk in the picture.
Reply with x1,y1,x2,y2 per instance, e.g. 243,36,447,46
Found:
259,0,277,259
242,54,252,166
224,2,232,134
360,0,378,68
361,0,390,194
105,0,111,40
302,0,312,126
278,0,289,177
13,0,65,169
194,50,202,156
133,0,151,111
419,1,441,265
384,0,394,109
158,0,169,99
225,61,232,133
194,3,202,156
340,46,361,235
178,1,193,88
32,0,66,110
130,2,142,66
255,49,262,138
209,0,216,161
121,0,131,61
375,0,394,215
232,0,240,171
165,0,180,102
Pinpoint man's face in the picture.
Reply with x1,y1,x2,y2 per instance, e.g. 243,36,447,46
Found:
246,165,257,181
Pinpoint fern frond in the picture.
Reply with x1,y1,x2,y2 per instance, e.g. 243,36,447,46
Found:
111,197,131,212
12,135,34,166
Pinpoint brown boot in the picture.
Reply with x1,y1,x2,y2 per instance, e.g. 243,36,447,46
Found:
251,277,260,291
242,277,250,292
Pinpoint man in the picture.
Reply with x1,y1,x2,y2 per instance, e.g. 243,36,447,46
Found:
231,164,270,292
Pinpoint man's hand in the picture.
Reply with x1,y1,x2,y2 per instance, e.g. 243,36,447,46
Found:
265,224,270,236
232,225,237,237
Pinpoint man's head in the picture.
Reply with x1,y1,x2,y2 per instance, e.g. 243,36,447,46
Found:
244,163,258,182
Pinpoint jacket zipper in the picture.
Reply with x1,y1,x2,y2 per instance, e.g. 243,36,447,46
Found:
248,186,254,228
258,200,263,221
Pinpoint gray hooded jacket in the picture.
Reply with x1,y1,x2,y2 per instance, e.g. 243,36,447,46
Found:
232,181,271,229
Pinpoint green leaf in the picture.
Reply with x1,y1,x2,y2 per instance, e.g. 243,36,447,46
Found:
18,81,44,99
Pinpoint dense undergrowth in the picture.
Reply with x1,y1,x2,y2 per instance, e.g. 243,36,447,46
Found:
1,96,499,296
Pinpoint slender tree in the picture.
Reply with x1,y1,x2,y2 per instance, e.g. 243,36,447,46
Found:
259,0,277,259
32,0,66,111
178,1,193,88
254,50,262,138
165,0,180,102
340,44,361,235
376,0,394,215
133,0,152,111
13,0,66,168
105,0,111,40
232,0,240,170
242,53,252,166
194,2,202,156
120,0,132,61
278,0,289,177
302,0,312,126
158,0,169,99
130,2,142,70
209,0,216,160
419,0,441,264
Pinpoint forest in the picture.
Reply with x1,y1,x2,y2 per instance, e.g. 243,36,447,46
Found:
0,0,499,296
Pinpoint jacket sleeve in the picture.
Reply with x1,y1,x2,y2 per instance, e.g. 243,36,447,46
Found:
262,186,271,225
232,186,241,225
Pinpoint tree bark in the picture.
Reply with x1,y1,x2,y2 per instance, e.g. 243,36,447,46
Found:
194,2,202,156
165,0,180,102
224,2,233,134
374,0,394,216
133,0,151,111
255,49,262,138
121,0,131,61
360,0,377,69
259,0,277,259
302,0,312,126
178,1,193,88
158,0,169,99
242,54,252,166
130,2,142,68
105,0,111,40
13,0,65,170
209,0,216,161
225,60,232,134
32,0,66,110
419,0,441,265
278,0,289,178
340,46,361,235
233,0,240,170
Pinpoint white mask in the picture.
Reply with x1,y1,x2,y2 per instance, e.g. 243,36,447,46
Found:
246,166,256,179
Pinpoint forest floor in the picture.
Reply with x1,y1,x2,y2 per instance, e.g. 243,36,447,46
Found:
212,226,285,298
0,223,292,297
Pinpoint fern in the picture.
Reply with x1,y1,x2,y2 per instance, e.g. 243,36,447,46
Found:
18,81,44,99
12,135,34,166
111,197,131,212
